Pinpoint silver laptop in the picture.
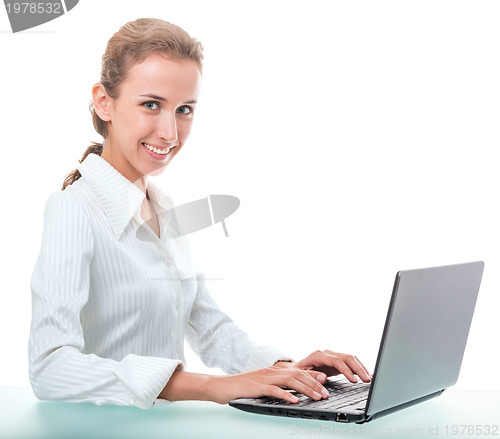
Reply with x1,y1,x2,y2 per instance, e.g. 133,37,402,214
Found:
229,262,484,423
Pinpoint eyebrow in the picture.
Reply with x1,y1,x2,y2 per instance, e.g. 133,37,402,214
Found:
139,94,197,104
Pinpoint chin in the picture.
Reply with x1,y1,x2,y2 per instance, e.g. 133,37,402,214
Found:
148,165,169,177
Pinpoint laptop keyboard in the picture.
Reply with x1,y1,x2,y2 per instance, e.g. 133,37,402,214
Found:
262,379,370,410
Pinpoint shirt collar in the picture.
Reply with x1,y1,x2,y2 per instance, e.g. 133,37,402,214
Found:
143,179,174,242
78,153,146,240
145,179,174,214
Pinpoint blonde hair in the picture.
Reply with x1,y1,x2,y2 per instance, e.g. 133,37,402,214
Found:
62,18,204,190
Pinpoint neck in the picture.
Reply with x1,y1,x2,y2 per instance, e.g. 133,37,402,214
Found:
101,140,149,195
134,176,148,195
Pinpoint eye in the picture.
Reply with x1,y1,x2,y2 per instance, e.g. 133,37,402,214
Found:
142,101,160,110
177,105,193,115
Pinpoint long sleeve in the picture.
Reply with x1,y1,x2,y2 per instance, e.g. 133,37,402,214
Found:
185,273,293,374
29,191,181,409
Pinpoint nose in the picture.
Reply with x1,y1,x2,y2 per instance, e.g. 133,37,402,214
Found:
157,111,178,143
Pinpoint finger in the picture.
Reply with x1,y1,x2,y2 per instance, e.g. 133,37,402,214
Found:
322,351,371,382
295,350,372,383
272,371,330,400
352,356,373,381
343,355,370,382
291,369,330,398
263,385,300,404
321,352,358,383
304,370,328,384
336,353,372,382
247,370,318,403
278,376,323,400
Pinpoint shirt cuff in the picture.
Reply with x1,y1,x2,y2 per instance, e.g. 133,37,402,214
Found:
244,346,294,372
113,354,183,409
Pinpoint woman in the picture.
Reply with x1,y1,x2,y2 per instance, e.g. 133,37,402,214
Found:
29,18,371,409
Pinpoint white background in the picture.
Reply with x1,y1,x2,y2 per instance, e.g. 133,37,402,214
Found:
0,0,498,390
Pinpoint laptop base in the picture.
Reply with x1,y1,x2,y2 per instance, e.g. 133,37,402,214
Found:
229,399,367,423
229,388,445,424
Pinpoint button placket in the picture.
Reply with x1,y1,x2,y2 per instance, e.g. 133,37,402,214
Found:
155,240,184,361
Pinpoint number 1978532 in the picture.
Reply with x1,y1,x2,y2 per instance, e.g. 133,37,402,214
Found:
445,425,499,436
5,2,62,14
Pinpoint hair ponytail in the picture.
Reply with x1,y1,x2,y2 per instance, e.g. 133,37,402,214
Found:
61,17,203,191
61,142,104,190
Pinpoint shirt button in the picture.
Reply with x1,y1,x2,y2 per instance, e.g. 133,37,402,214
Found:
175,299,181,310
164,259,171,266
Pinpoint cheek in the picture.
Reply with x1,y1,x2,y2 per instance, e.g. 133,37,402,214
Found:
177,120,194,142
119,112,153,139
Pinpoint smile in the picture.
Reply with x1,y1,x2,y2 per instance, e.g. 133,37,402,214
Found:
142,142,174,155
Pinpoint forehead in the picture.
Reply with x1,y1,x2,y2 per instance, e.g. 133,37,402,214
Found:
120,54,201,99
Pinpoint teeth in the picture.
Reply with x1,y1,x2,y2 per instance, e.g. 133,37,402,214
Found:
143,143,172,155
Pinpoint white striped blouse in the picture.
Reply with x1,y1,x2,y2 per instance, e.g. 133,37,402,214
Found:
29,153,290,409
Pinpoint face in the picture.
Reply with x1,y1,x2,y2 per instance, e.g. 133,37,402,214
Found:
95,54,202,187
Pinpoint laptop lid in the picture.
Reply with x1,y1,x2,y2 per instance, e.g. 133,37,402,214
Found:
365,261,484,416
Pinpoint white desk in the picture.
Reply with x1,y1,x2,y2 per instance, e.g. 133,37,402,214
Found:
0,387,498,439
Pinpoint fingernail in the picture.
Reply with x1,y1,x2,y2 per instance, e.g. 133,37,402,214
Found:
291,395,299,403
321,389,329,398
313,391,321,400
317,373,327,382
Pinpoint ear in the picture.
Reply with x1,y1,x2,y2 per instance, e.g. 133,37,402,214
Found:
92,83,113,122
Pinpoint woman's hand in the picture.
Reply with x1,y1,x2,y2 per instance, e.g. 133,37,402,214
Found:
275,350,372,384
208,366,332,405
159,350,371,405
160,367,332,405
